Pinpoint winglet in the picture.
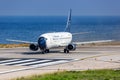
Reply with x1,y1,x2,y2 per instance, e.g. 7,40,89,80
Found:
64,9,72,32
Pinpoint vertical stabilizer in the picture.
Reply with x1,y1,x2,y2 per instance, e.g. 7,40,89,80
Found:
64,9,72,32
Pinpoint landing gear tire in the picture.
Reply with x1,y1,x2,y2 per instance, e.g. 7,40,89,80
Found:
41,49,49,54
64,49,69,53
45,49,49,53
67,50,69,53
42,51,45,54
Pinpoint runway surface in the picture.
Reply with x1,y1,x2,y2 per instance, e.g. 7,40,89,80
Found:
0,46,120,80
0,58,73,67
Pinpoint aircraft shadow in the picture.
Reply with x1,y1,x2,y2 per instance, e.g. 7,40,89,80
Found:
22,50,63,55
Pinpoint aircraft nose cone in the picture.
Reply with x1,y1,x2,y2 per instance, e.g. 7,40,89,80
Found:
38,37,46,50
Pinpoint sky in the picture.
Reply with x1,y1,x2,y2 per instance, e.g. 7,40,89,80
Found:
0,0,120,16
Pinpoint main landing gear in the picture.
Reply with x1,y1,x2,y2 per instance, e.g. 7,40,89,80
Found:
64,49,69,53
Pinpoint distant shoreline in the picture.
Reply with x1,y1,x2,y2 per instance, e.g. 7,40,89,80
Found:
0,43,29,48
0,41,120,48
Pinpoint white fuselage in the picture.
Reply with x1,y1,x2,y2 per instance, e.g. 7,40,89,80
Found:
39,32,72,49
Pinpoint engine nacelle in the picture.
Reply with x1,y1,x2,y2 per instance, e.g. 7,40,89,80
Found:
29,44,39,51
67,44,76,50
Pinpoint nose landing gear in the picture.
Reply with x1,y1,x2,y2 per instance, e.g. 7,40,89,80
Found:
64,49,69,53
41,49,50,54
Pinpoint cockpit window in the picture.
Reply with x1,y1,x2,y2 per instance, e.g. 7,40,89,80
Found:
39,37,47,40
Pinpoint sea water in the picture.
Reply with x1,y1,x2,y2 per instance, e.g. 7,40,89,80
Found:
0,16,120,44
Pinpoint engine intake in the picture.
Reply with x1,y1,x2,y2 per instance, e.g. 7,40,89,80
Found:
67,44,76,50
29,44,39,51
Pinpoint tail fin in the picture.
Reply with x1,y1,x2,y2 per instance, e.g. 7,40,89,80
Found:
64,9,72,32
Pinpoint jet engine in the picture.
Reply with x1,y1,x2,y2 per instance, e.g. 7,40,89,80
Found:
29,44,39,51
67,44,76,50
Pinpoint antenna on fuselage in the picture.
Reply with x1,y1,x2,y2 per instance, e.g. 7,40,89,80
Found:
64,9,72,32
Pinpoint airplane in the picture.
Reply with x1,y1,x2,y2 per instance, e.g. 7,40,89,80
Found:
7,9,113,54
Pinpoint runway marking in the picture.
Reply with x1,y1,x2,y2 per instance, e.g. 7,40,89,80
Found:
33,60,69,67
17,60,51,66
0,59,21,64
0,58,76,74
0,58,73,67
0,59,36,65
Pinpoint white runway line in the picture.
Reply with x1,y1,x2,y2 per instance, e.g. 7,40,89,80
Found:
16,60,51,66
0,59,21,63
0,58,76,74
32,60,69,67
0,59,36,65
0,58,74,67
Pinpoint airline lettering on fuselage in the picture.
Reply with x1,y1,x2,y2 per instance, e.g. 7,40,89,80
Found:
53,36,71,40
53,36,59,40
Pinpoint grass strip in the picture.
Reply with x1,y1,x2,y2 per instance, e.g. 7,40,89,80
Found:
0,44,29,48
13,69,120,80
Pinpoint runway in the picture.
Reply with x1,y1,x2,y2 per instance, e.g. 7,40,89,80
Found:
0,46,120,80
0,58,74,67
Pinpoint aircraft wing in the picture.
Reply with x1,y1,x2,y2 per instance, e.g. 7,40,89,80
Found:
72,32,91,35
73,40,113,45
6,39,37,44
